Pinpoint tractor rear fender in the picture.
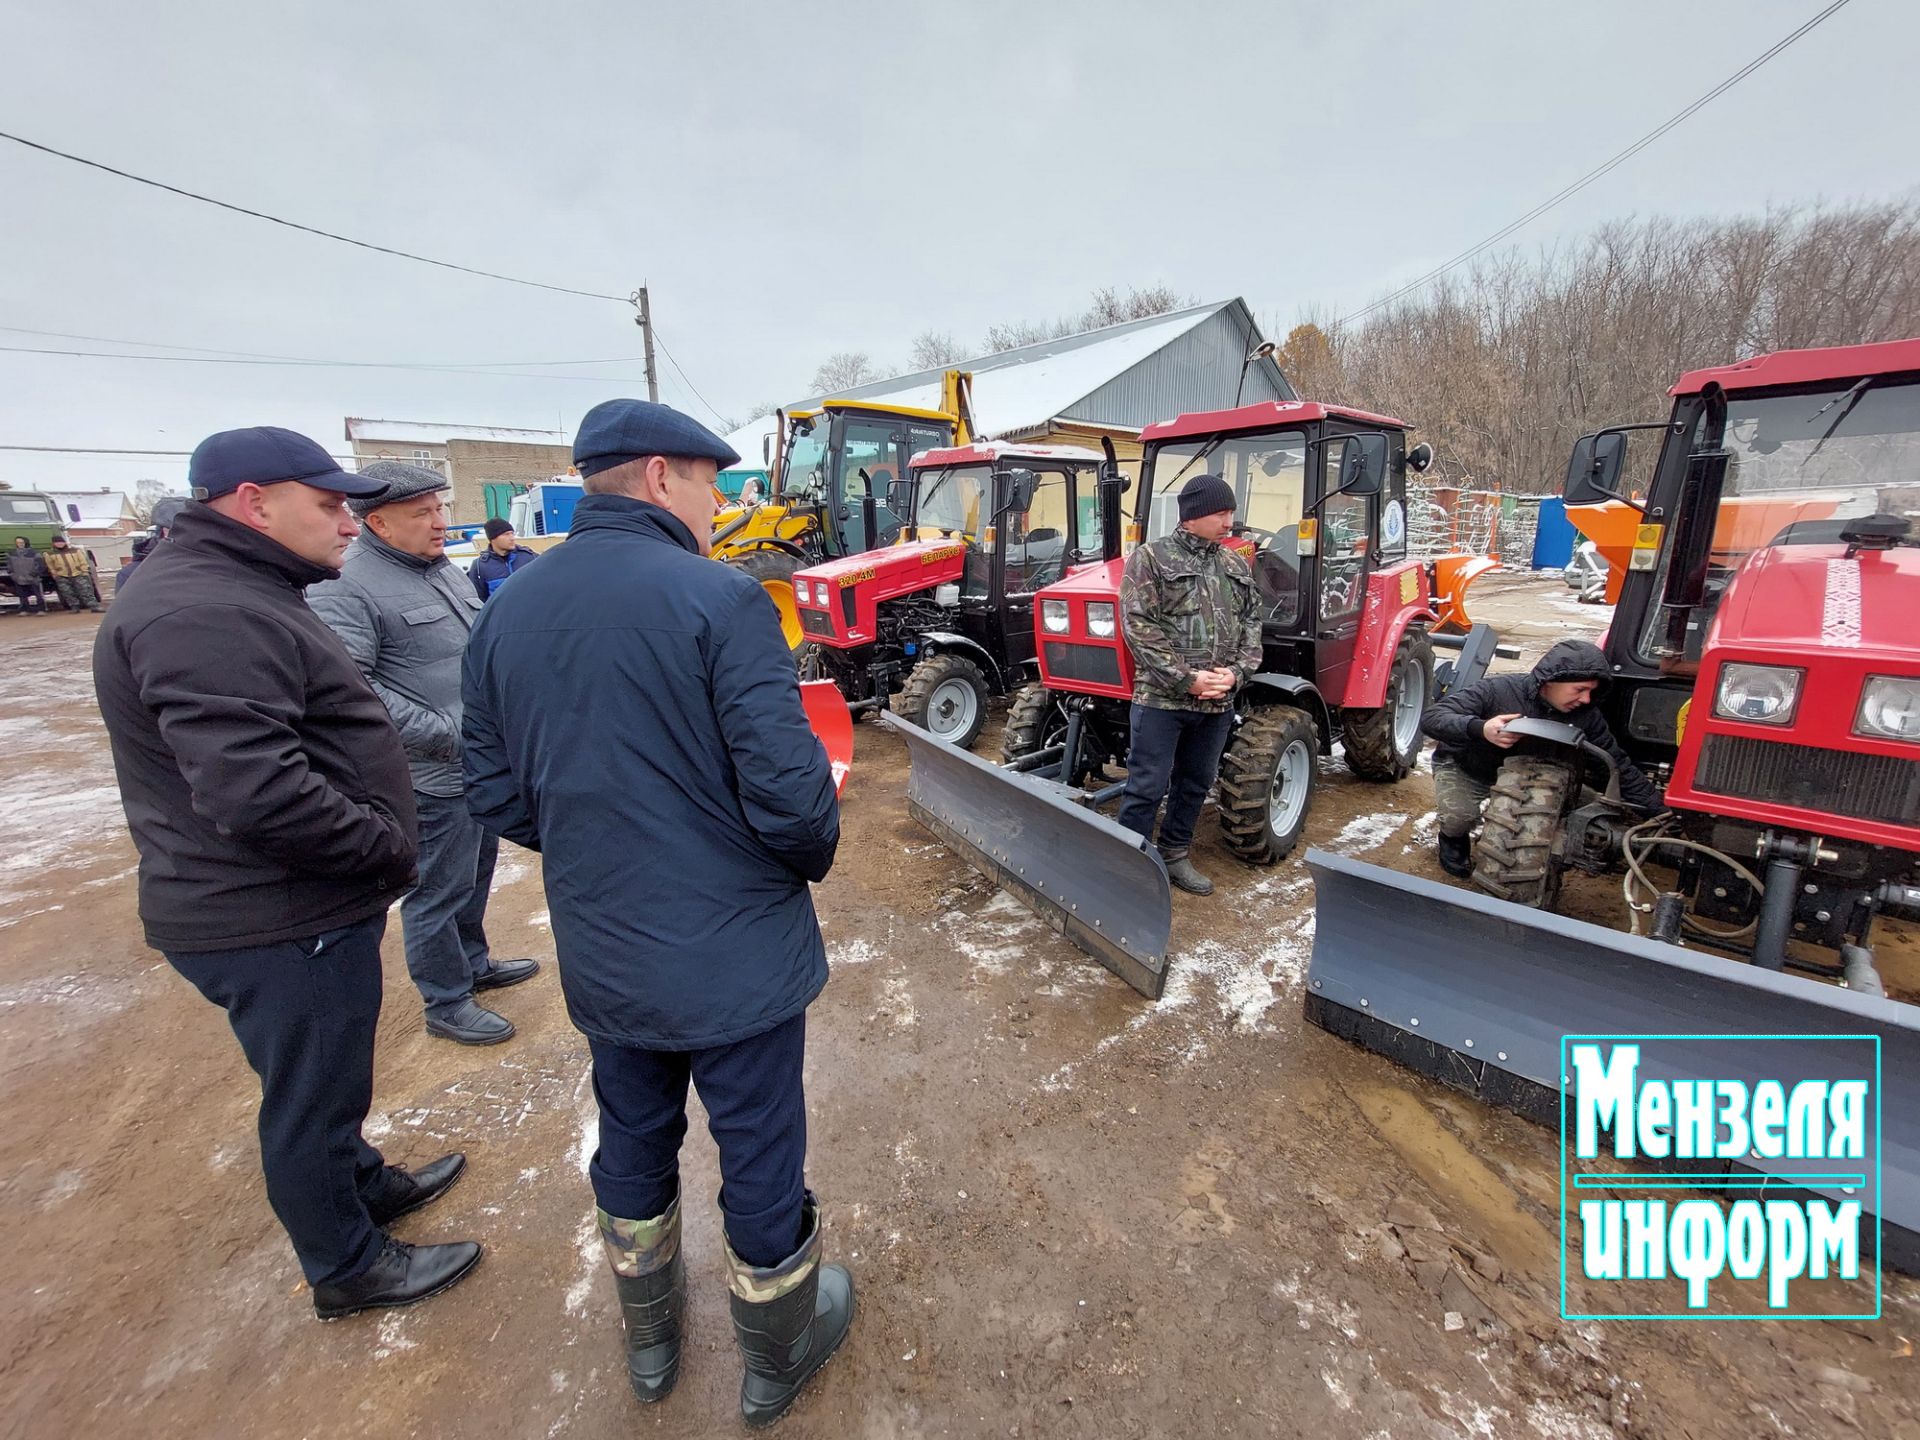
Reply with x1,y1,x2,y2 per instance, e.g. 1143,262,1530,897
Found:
1501,716,1624,803
1303,848,1920,1274
1244,673,1334,752
916,631,1003,691
1342,563,1438,709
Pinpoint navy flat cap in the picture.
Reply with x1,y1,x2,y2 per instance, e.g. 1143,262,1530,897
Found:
189,426,392,501
573,399,741,478
348,459,451,519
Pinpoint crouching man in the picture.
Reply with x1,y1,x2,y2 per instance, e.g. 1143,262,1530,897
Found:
463,400,850,1427
1422,638,1659,877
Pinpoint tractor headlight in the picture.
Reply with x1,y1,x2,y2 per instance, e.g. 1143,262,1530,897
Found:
1713,662,1803,725
1041,599,1069,634
1085,602,1116,639
1857,674,1920,742
807,581,826,607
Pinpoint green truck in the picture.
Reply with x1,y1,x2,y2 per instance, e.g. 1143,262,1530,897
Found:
2,491,71,611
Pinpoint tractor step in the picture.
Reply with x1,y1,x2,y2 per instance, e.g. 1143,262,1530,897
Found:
883,712,1172,997
1302,848,1920,1276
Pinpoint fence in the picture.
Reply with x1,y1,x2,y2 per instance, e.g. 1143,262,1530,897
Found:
1408,481,1543,568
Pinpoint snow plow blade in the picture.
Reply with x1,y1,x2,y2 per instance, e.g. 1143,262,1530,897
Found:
882,712,1171,998
1302,849,1920,1274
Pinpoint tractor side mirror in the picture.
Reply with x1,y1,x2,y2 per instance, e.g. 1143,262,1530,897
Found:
887,477,913,511
761,433,773,469
1337,433,1387,496
1406,441,1435,473
1004,467,1039,515
1564,432,1628,504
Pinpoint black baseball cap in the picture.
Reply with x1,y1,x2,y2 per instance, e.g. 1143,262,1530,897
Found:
188,426,392,502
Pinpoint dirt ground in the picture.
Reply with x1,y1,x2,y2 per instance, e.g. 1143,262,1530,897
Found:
3,578,1916,1440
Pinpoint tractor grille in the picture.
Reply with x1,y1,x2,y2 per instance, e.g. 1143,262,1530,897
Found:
1044,642,1123,687
800,608,834,638
1695,735,1920,828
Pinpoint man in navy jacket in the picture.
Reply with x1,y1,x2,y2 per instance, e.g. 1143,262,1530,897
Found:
463,400,851,1426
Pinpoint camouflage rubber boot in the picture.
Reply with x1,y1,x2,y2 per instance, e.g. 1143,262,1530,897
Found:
726,1193,855,1429
1161,850,1214,896
597,1191,686,1403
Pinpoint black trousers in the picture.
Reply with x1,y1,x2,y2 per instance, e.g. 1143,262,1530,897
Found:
167,914,399,1286
1117,705,1235,855
587,1012,808,1268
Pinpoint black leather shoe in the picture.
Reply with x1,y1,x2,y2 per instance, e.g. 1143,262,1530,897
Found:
313,1236,483,1320
472,957,540,991
366,1153,466,1229
424,999,515,1045
1437,832,1474,879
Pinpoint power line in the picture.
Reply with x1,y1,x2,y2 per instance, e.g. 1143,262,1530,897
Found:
1334,0,1856,327
0,129,630,304
0,324,649,370
650,327,731,426
0,342,650,384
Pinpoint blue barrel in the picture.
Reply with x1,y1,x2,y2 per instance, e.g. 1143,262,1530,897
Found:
1531,496,1576,570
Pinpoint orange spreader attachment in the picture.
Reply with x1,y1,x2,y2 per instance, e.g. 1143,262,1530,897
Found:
799,679,854,797
1430,553,1501,633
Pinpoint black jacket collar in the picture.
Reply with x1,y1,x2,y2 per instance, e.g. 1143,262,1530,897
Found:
170,501,338,589
570,494,702,555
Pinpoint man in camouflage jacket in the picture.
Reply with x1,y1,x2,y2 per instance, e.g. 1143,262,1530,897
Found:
1117,473,1262,894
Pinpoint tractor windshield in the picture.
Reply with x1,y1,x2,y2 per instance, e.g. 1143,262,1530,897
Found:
1636,378,1920,663
1145,430,1309,623
915,464,991,537
780,421,830,498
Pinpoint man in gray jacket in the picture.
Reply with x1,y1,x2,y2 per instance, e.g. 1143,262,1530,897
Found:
310,461,540,1044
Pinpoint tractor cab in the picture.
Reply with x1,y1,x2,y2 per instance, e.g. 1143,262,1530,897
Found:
788,440,1109,749
1033,400,1434,710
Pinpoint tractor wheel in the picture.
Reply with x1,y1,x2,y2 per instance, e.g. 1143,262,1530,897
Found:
898,653,990,749
1341,629,1434,781
1471,755,1578,909
729,549,805,652
1001,682,1069,765
1217,706,1318,865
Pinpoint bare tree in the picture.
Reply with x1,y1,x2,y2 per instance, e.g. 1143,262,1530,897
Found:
984,284,1193,355
910,331,965,369
810,351,877,394
131,478,171,526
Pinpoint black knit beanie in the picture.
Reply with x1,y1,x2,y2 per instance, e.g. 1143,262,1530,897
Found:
1178,473,1236,522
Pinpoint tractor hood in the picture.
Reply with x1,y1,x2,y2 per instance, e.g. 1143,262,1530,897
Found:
1711,538,1920,660
794,538,969,649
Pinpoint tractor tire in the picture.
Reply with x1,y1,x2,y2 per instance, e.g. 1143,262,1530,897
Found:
728,548,805,652
1216,706,1319,865
1341,629,1435,781
898,653,990,749
1000,682,1069,765
1471,756,1578,909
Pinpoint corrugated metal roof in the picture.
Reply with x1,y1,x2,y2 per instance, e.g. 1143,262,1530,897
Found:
721,298,1290,464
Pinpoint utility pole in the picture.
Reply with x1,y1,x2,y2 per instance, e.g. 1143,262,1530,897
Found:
634,285,660,402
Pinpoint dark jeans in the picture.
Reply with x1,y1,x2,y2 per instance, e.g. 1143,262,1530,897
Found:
401,790,499,1015
1117,705,1235,856
166,914,397,1286
587,1013,809,1268
8,579,46,613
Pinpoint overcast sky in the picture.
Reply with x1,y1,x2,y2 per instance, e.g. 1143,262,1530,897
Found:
2,0,1913,494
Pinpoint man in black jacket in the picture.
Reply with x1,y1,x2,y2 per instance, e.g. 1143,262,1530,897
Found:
1422,638,1659,877
469,517,539,600
93,426,483,1319
464,400,850,1426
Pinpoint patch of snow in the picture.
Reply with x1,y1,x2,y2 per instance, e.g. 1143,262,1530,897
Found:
875,974,919,1029
563,1214,602,1316
373,1312,419,1359
1329,811,1408,854
529,910,551,930
363,1111,393,1141
490,859,532,893
828,937,880,967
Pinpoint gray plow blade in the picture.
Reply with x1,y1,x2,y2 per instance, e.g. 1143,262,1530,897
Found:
1302,849,1920,1275
882,712,1171,998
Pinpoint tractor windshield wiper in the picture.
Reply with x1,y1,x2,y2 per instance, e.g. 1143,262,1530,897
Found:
1159,436,1226,500
1802,376,1875,467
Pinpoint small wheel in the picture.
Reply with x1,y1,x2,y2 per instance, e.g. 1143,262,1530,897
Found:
1341,629,1434,781
898,653,990,749
1001,682,1068,764
1217,706,1319,864
728,549,806,652
1472,755,1579,909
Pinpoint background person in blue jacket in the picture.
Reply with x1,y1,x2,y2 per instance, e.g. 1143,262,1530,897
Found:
469,518,538,600
462,399,852,1427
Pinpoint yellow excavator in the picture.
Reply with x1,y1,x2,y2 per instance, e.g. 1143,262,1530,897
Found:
712,370,974,647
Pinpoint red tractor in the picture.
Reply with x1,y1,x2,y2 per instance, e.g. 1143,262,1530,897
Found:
999,400,1443,862
790,441,1118,749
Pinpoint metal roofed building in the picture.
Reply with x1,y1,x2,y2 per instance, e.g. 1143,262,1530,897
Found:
344,418,573,524
721,297,1293,477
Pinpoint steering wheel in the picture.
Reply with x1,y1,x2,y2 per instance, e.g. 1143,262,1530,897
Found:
1232,523,1286,549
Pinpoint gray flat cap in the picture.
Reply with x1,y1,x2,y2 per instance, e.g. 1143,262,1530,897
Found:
349,459,451,518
